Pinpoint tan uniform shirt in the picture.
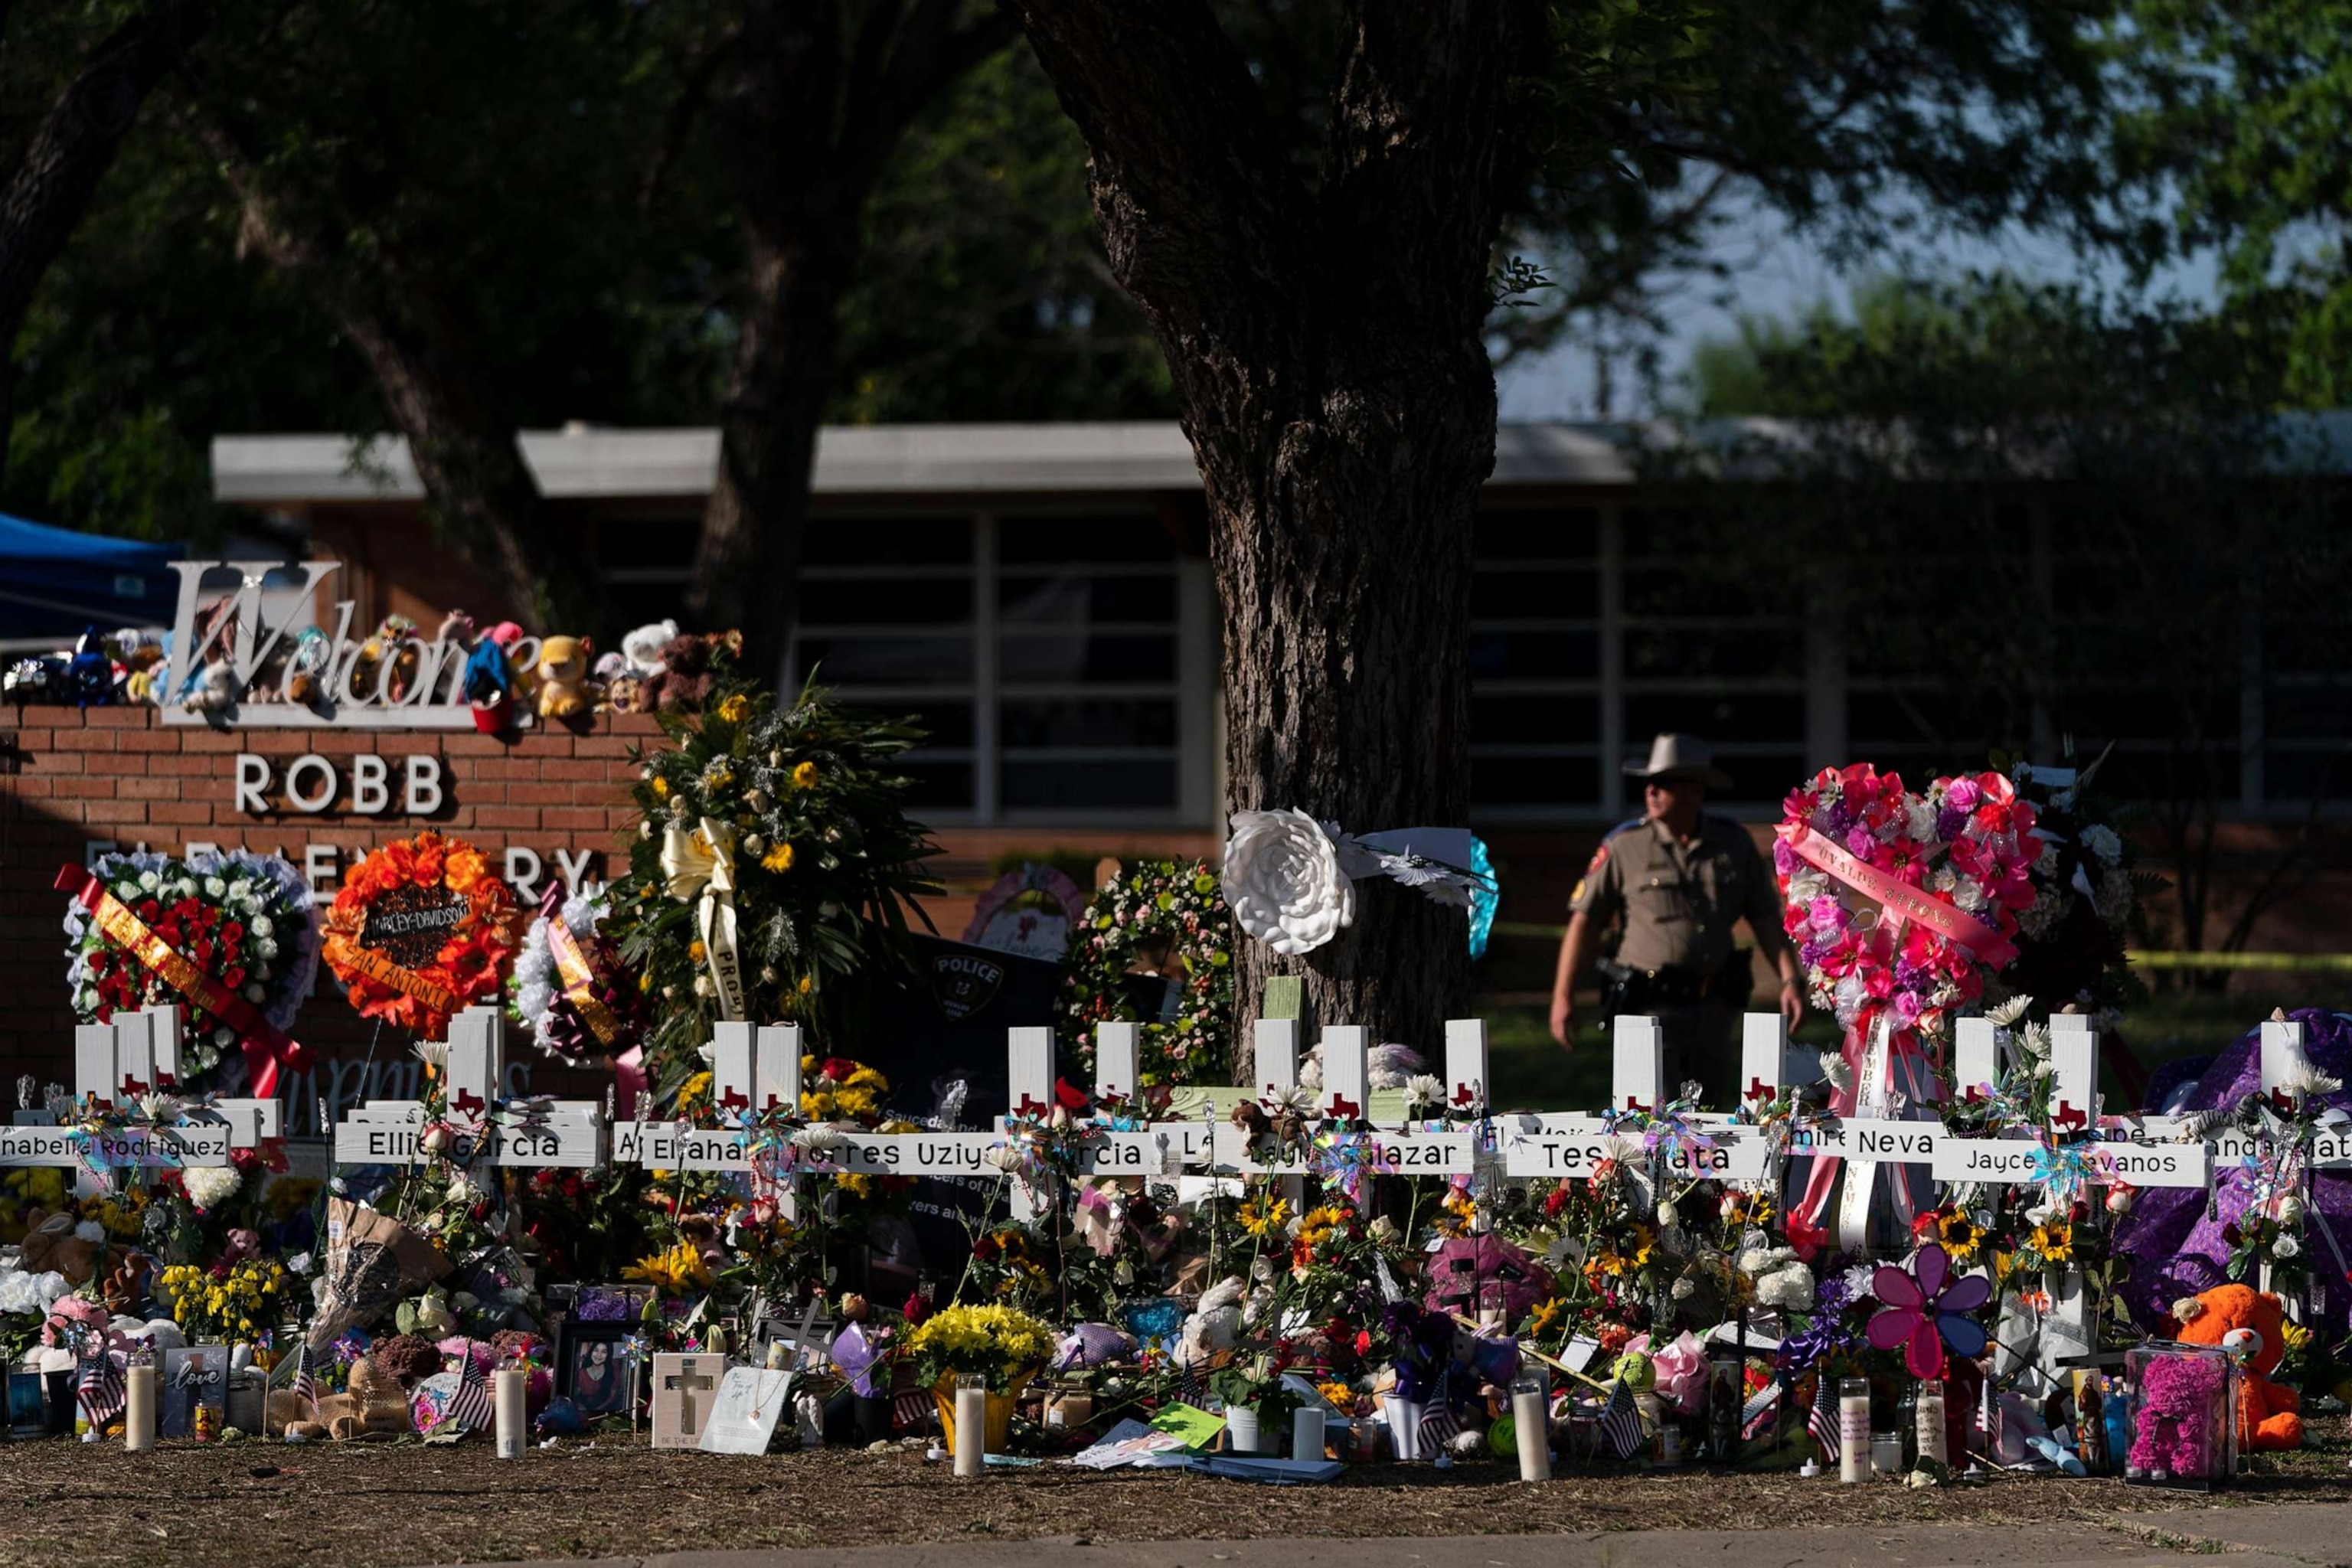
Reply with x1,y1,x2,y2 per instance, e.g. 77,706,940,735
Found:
1568,813,1780,975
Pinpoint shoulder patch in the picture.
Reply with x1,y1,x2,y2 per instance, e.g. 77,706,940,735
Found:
1583,844,1609,876
1570,877,1587,904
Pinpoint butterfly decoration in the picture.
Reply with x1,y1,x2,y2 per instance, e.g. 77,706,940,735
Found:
1866,1241,1991,1380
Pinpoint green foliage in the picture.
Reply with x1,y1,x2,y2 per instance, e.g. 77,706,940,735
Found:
832,45,1174,424
606,672,944,1106
2104,0,2352,406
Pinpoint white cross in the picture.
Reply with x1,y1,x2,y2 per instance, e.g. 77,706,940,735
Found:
333,1007,603,1168
2,1008,265,1187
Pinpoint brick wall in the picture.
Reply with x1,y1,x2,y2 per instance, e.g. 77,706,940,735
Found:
0,704,663,1095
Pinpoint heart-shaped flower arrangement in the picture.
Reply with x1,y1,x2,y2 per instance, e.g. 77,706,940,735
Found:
1774,765,2040,1048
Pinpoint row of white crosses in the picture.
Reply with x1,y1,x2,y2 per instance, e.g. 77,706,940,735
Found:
331,1006,603,1169
2,1006,279,1187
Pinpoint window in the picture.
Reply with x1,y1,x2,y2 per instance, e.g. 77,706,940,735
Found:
779,510,1205,825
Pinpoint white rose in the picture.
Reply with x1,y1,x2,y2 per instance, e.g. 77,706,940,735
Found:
2082,825,2123,866
2274,1235,2301,1259
203,876,226,898
138,871,158,891
1220,808,1356,956
251,916,273,938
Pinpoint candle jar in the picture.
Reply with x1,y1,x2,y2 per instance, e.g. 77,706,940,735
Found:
952,1373,987,1478
1837,1378,1870,1484
1510,1373,1550,1482
2123,1343,2237,1490
1870,1430,1903,1477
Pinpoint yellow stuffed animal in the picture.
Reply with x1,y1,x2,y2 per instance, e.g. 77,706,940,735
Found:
534,635,594,720
267,1354,413,1441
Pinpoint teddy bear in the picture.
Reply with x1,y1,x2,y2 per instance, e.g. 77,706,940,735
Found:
534,635,595,721
2171,1282,2302,1450
269,1354,413,1441
18,1210,101,1285
642,630,740,714
622,618,679,677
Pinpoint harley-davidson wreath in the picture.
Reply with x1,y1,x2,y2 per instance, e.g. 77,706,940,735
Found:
323,831,521,1038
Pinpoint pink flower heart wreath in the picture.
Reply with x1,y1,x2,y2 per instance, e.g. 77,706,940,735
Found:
1776,765,2040,1248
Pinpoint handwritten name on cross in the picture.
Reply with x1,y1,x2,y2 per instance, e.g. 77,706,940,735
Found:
612,1022,799,1177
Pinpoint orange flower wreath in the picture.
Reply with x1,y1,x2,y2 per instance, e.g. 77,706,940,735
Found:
322,831,521,1037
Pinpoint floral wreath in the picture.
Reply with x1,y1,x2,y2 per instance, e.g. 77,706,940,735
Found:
1775,764,2037,1050
1056,858,1233,1087
60,848,318,1092
509,882,643,1063
323,831,519,1038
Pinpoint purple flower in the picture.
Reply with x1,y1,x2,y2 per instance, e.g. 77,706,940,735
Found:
1844,825,1878,859
1934,806,1968,841
1895,991,1925,1025
1773,839,1799,876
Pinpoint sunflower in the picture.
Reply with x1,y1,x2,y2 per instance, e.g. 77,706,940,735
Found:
2030,1220,2073,1263
1939,1208,1984,1263
1526,1297,1566,1338
1238,1194,1291,1238
1294,1204,1348,1250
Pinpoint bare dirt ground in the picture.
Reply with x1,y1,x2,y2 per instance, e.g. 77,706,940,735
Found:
6,1432,2347,1568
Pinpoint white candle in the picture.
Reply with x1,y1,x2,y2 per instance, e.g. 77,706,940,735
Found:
1511,1378,1550,1482
495,1367,527,1460
953,1380,986,1477
1838,1379,1870,1484
1291,1406,1324,1462
124,1363,155,1453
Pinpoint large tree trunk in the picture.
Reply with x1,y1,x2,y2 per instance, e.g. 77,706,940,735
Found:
199,119,592,628
684,224,845,685
686,0,1016,681
0,0,212,484
1012,0,1534,1056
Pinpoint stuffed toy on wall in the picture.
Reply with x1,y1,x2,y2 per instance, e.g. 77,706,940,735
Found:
2171,1283,2303,1449
534,635,594,720
642,629,740,713
463,621,523,733
621,618,679,677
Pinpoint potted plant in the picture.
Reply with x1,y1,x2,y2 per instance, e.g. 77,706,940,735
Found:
902,1302,1054,1453
1210,1348,1305,1455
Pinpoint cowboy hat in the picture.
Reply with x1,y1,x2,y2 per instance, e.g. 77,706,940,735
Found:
1623,732,1734,790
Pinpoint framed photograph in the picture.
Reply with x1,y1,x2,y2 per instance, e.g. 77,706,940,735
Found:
566,1282,654,1327
557,1319,637,1418
7,1370,46,1438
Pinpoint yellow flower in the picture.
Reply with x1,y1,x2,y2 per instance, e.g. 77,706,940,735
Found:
622,1240,714,1295
688,939,707,965
717,694,750,725
762,843,795,873
1294,1204,1347,1250
651,776,671,799
678,1072,714,1116
838,1172,877,1199
792,761,819,790
1238,1194,1290,1238
1939,1209,1984,1264
1527,1297,1566,1338
2030,1221,2073,1263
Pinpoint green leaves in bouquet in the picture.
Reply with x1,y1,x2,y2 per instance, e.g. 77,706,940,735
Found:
608,669,945,1104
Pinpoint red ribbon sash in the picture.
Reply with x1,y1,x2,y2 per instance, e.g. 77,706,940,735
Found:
56,864,312,1099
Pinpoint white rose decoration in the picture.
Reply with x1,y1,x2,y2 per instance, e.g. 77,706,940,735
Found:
2081,824,2123,866
1220,808,1355,955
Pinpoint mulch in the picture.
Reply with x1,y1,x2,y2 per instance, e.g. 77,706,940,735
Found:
7,1432,2349,1568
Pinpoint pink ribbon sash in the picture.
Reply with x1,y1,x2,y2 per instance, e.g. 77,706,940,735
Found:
1781,825,2017,966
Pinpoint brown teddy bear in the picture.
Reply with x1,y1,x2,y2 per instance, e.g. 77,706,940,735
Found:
19,1210,101,1285
268,1354,414,1442
2171,1282,2303,1450
642,630,741,714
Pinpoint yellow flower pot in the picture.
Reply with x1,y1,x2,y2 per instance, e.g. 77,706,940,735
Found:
932,1370,1034,1453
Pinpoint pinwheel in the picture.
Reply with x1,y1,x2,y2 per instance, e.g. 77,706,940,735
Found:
1866,1241,1991,1379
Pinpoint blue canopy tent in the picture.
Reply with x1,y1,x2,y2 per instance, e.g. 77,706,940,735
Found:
0,513,184,642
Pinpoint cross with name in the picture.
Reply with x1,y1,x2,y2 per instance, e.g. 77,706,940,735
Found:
332,1006,604,1168
612,1021,802,1176
2,1007,279,1185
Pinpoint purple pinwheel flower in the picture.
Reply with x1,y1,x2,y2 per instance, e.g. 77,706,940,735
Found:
1865,1242,1990,1380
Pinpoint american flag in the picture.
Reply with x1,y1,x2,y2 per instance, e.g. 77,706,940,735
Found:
443,1354,494,1432
1596,1378,1644,1461
892,1390,932,1435
1417,1401,1463,1450
1808,1386,1841,1465
289,1342,317,1409
78,1352,126,1429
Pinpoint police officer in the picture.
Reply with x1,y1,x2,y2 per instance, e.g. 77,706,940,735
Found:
1548,733,1803,1106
